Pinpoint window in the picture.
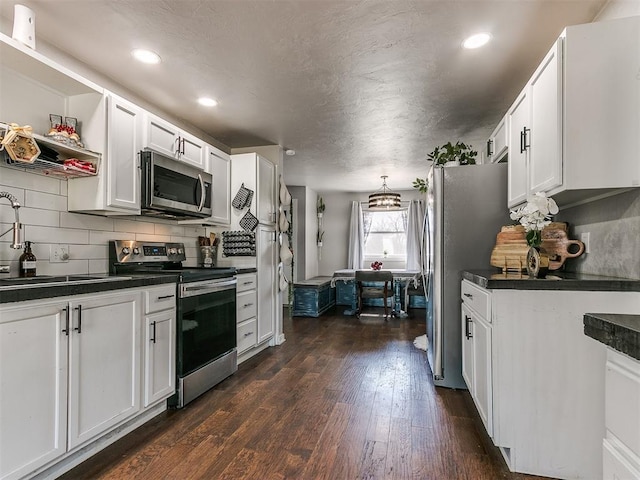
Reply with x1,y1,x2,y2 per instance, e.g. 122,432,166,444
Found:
363,206,408,261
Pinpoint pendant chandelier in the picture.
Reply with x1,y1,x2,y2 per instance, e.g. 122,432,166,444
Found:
368,175,401,210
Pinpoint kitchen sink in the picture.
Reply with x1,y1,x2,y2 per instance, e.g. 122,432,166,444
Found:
0,275,131,289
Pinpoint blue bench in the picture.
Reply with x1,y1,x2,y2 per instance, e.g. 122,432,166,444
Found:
293,276,336,317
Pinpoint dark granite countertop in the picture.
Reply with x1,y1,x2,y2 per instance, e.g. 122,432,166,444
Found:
0,274,178,304
584,313,640,361
463,270,640,291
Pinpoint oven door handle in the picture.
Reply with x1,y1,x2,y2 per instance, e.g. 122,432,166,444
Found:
181,279,237,297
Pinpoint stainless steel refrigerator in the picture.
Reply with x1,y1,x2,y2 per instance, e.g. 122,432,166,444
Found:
422,163,508,389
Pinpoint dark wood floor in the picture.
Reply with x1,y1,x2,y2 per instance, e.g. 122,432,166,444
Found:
61,307,550,480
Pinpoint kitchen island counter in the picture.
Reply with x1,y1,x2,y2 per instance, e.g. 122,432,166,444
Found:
463,270,640,292
584,313,640,361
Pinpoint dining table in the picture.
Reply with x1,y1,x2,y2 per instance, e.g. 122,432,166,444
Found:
331,269,421,316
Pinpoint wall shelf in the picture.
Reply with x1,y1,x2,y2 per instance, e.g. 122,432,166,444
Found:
1,123,100,179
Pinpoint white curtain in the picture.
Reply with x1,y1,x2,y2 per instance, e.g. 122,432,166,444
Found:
347,201,364,269
406,199,425,271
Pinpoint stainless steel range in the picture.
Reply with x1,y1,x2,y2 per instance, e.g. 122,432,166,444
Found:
109,240,237,408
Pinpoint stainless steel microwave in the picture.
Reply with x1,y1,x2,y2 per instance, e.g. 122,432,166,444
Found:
140,150,212,219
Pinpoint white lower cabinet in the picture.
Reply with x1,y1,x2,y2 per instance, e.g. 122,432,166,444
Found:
0,284,176,480
461,281,493,438
461,279,640,480
603,348,640,480
237,318,258,355
236,273,258,358
0,300,69,480
143,284,176,408
67,291,141,449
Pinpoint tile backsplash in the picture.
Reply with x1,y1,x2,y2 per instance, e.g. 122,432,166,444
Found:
557,189,640,280
0,167,206,276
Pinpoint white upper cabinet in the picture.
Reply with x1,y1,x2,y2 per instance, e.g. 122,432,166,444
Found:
486,115,508,164
257,155,277,225
68,92,142,214
507,89,530,207
230,153,277,228
561,16,640,199
143,114,206,170
507,39,562,208
506,16,640,207
208,145,231,226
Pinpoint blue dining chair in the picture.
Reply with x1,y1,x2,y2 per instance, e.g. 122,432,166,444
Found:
355,270,394,319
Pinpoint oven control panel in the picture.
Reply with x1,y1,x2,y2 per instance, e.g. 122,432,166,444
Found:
109,240,186,263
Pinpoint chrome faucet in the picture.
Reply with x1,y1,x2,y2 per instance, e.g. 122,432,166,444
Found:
0,192,22,273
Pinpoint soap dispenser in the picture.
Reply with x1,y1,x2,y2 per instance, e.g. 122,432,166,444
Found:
19,241,36,277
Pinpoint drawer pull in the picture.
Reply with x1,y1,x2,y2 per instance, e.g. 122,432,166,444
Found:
244,331,254,337
463,293,473,299
243,302,254,308
157,294,175,300
242,281,254,286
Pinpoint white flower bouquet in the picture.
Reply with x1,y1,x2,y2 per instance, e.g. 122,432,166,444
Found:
509,192,559,247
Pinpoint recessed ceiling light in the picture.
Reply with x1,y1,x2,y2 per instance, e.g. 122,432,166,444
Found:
285,149,296,156
131,49,162,64
462,33,491,49
198,97,218,107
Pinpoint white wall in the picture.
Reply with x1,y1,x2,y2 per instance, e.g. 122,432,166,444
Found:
0,168,206,276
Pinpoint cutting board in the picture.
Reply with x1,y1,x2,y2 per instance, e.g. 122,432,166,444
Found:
491,222,585,272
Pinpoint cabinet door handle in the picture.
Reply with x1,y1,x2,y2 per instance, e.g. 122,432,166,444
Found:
520,129,525,153
150,321,157,343
174,136,181,156
74,305,82,334
181,137,186,155
62,307,70,336
465,315,473,339
487,139,493,157
157,294,175,300
463,293,473,299
523,127,530,151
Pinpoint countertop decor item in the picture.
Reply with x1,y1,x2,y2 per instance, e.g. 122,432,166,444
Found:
509,192,559,278
369,175,401,209
371,261,382,271
0,123,41,163
491,223,584,273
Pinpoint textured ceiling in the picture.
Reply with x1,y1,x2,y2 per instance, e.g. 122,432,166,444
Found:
0,0,606,192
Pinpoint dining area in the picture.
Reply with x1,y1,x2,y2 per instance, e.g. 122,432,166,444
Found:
292,268,424,319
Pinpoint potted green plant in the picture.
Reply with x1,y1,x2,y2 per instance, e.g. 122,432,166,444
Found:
413,141,478,193
317,196,325,218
